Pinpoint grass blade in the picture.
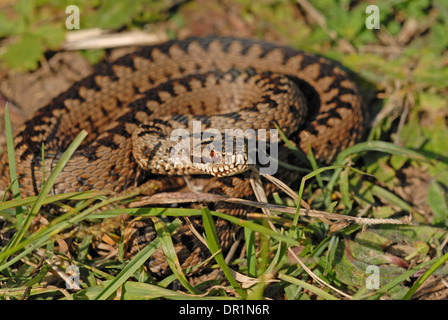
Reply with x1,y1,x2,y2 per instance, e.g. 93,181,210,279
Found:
93,237,162,300
402,251,448,300
278,273,339,300
201,207,247,298
327,140,430,194
4,103,23,225
335,141,429,165
0,190,102,212
152,217,198,294
244,227,257,277
361,258,436,300
0,190,138,272
0,130,87,265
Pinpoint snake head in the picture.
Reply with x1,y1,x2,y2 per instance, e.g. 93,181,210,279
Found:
132,125,250,177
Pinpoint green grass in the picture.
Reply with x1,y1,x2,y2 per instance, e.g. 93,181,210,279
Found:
1,0,448,300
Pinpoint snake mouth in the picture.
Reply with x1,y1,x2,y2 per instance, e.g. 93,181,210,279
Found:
132,126,252,177
194,152,249,177
188,134,250,177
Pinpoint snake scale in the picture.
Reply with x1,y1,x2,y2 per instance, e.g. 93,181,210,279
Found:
0,37,364,277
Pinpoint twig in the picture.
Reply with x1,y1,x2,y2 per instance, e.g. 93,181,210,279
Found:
34,249,81,291
130,191,411,226
184,216,209,248
63,29,169,51
227,197,412,226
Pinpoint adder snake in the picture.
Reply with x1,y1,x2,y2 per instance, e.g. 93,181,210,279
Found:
0,37,364,276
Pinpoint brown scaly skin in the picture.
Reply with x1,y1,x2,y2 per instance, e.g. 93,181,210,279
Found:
0,37,365,277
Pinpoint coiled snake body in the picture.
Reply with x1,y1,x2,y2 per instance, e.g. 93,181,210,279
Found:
0,37,364,276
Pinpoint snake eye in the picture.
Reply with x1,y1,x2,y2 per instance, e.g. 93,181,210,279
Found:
208,149,222,163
